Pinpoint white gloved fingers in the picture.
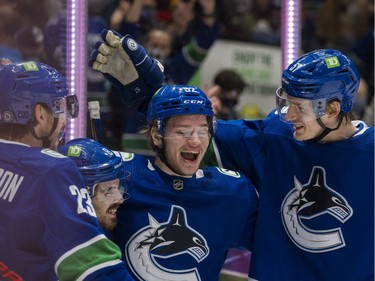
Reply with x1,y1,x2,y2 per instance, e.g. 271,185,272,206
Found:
92,29,143,86
92,61,104,72
96,63,113,75
104,30,121,47
97,43,112,56
95,53,108,64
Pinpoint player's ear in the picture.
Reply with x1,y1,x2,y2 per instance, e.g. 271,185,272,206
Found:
326,100,340,117
34,104,45,122
150,127,162,147
32,104,52,136
32,104,50,130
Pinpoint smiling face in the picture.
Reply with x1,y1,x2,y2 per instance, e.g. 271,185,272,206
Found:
92,179,125,231
283,97,326,141
276,88,330,141
153,115,211,177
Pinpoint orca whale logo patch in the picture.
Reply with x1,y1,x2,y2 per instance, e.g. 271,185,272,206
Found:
281,166,353,253
126,205,209,280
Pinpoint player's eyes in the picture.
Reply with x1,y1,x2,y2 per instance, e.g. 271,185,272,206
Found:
174,129,209,138
104,186,116,197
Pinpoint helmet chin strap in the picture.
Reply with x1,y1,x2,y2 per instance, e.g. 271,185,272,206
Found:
30,117,59,148
308,114,344,142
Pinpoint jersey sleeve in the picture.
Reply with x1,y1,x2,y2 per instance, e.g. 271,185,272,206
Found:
240,179,258,250
213,119,266,187
228,174,259,250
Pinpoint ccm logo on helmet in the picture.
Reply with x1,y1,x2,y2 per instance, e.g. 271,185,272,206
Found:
183,100,204,104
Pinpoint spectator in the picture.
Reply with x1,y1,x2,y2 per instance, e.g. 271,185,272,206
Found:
217,0,254,42
352,78,370,119
14,26,45,61
107,0,219,84
0,0,23,62
108,0,156,39
204,84,222,115
213,69,247,120
250,5,280,46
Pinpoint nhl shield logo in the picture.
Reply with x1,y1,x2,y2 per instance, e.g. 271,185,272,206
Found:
173,180,184,190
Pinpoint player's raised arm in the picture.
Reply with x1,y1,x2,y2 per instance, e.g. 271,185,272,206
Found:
89,29,165,114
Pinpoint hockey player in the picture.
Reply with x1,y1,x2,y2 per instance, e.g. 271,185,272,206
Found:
58,138,129,231
59,84,258,281
212,50,374,281
90,30,374,280
0,61,134,280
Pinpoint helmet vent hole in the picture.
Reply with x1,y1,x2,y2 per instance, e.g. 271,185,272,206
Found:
306,66,317,73
17,75,29,79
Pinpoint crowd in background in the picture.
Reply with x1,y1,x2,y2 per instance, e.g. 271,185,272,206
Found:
0,0,373,147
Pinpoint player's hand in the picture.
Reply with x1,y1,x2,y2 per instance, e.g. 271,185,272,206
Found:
89,29,165,103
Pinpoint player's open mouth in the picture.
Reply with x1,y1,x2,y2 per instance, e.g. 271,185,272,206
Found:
181,151,199,161
293,124,303,131
107,204,121,215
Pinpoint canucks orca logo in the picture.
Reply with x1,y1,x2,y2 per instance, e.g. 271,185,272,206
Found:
125,205,209,280
281,166,353,253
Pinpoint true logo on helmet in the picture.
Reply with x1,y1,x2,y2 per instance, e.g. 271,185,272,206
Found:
325,56,340,69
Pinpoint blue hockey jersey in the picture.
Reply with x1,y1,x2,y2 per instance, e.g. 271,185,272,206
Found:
112,152,258,281
0,139,133,281
213,111,374,280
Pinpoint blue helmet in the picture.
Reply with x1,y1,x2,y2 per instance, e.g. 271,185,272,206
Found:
0,61,78,125
147,85,215,134
58,138,128,196
281,49,360,113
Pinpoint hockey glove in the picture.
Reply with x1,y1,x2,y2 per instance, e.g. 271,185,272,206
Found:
89,29,165,110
